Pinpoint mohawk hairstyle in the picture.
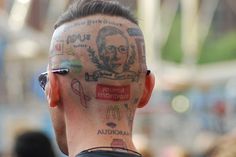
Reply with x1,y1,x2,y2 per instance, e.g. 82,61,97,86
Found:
54,0,138,29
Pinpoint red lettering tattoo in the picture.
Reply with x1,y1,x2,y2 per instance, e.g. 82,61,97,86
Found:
96,84,130,101
111,139,127,149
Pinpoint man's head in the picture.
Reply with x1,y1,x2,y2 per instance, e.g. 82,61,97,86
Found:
39,0,155,155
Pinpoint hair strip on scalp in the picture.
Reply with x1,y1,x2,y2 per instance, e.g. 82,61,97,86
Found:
54,0,137,29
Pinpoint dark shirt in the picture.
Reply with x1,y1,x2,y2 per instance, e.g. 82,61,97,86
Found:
76,150,142,157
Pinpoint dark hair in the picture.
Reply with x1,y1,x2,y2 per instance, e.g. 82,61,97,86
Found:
13,131,55,157
54,0,138,29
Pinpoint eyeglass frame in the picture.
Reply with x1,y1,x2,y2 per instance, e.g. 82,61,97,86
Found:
38,68,69,91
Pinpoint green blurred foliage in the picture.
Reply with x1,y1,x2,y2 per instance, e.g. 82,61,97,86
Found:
161,14,236,64
161,15,183,63
198,32,236,64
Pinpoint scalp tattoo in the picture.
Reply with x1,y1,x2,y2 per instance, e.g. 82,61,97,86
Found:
71,79,91,108
62,19,123,32
50,39,64,57
127,28,143,37
60,60,83,74
135,38,147,73
87,19,122,27
66,33,91,44
128,27,147,72
85,26,139,82
50,39,76,58
96,84,130,101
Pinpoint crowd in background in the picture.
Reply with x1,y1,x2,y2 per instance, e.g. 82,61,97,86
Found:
1,0,236,157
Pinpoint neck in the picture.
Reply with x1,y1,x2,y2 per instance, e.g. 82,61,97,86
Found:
64,106,137,157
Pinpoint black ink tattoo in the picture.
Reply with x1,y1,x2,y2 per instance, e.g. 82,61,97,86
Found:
97,129,130,136
67,33,91,44
71,79,91,108
106,105,121,121
124,104,135,131
127,28,143,36
135,38,147,73
106,122,117,129
85,26,139,82
86,19,122,27
73,44,87,48
62,19,122,33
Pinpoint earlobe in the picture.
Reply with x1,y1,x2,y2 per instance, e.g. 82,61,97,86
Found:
138,73,155,108
46,72,60,108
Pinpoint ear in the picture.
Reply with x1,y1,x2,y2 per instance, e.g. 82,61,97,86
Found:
46,72,60,108
138,72,155,108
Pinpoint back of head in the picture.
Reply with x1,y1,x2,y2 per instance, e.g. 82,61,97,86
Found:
46,0,155,155
49,0,148,116
13,131,55,157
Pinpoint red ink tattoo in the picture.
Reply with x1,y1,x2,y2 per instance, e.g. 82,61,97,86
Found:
111,139,127,149
55,42,63,51
96,84,130,101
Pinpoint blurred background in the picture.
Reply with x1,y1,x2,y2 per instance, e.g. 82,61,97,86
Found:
0,0,236,157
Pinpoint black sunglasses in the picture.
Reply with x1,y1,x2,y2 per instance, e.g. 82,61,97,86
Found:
38,69,151,91
38,68,69,91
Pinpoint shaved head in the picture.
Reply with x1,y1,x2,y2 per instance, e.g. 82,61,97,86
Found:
45,1,154,156
48,15,148,154
50,15,147,105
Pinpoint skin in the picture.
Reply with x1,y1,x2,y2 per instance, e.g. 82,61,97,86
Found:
46,14,155,157
100,33,129,74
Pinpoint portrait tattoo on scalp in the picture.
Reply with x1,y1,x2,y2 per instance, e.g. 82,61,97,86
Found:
71,79,91,108
85,26,139,82
97,129,129,136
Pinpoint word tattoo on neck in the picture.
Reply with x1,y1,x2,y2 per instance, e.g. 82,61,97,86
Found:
127,28,143,37
97,129,130,136
71,79,91,108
